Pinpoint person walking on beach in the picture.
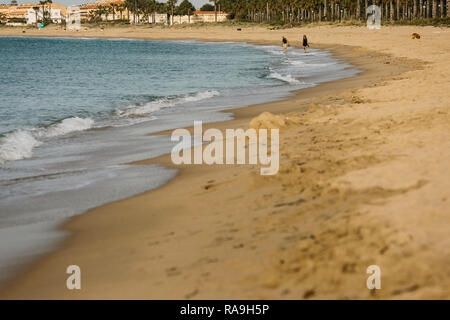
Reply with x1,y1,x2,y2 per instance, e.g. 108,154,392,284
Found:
281,36,289,53
302,35,310,53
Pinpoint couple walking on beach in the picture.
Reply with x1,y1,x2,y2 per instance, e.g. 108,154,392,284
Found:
282,35,309,53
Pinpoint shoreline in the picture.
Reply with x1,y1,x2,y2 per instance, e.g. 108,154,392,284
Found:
0,25,449,299
0,29,366,286
0,34,360,287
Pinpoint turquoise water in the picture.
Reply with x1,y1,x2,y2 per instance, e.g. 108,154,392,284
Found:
0,37,358,282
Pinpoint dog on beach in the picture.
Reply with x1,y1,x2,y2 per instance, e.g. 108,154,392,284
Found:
411,33,421,39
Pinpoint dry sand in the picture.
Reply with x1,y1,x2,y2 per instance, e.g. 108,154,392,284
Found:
0,25,449,299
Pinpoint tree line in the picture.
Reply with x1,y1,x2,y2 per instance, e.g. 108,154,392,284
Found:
88,0,449,24
223,0,449,22
89,0,214,23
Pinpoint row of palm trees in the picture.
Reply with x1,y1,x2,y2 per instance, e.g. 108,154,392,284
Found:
31,0,53,25
88,3,129,22
88,0,449,24
88,0,191,24
220,0,449,22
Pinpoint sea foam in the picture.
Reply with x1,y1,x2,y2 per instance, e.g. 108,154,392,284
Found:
117,90,220,117
39,117,94,138
0,130,42,164
0,117,94,164
268,71,301,84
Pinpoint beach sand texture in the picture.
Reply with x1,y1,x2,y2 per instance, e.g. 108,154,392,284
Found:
0,25,449,299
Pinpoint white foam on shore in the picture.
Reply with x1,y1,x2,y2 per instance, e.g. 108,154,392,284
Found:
289,60,334,68
0,130,42,164
39,117,94,138
268,71,302,84
252,45,341,86
0,89,218,165
0,117,94,164
117,90,220,117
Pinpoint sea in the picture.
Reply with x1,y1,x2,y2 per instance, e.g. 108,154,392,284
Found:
0,36,359,284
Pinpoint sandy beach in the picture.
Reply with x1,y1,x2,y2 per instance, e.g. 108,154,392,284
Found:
0,24,449,299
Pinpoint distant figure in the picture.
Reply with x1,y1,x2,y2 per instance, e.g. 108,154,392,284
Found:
302,35,309,53
281,36,289,53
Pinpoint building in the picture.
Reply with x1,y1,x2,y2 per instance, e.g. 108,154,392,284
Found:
75,0,128,22
131,11,228,25
66,1,227,25
191,10,227,23
0,5,13,22
3,1,228,26
27,8,65,25
0,3,67,25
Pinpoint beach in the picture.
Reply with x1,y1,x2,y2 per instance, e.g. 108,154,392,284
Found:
0,24,449,299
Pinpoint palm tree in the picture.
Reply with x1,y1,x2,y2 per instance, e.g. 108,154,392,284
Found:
99,6,108,21
110,4,117,21
389,0,393,21
166,0,176,25
214,0,218,22
38,0,53,23
117,3,125,20
149,0,158,24
141,0,154,23
33,6,40,26
413,0,417,18
355,0,360,19
203,0,448,23
39,1,46,23
89,6,104,23
125,0,137,24
47,0,53,22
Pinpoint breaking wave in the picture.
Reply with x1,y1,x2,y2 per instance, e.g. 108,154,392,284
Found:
0,117,94,164
116,90,220,117
268,71,301,84
0,130,42,164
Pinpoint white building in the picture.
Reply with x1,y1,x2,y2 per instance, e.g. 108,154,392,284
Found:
26,8,64,24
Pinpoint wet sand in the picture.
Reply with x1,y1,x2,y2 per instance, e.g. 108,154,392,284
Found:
0,25,449,299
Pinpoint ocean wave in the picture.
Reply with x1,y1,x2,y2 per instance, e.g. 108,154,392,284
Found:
289,60,334,68
39,117,94,138
0,130,42,164
0,88,218,165
117,90,220,117
0,117,94,164
268,71,301,84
